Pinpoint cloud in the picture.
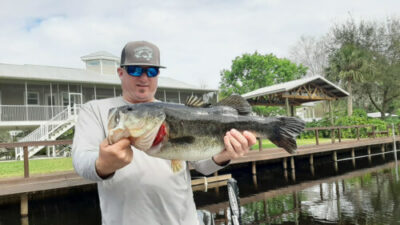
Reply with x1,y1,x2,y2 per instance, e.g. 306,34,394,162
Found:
0,0,399,89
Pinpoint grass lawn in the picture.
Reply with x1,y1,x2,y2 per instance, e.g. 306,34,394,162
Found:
251,138,344,150
0,157,73,178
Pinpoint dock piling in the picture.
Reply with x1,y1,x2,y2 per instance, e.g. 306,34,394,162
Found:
333,151,338,172
290,157,296,181
252,162,257,175
381,144,385,160
351,148,356,168
367,146,372,164
309,154,315,176
20,193,28,217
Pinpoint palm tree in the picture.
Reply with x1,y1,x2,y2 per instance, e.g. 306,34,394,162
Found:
327,44,368,116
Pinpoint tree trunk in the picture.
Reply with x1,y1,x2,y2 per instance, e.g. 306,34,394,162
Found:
347,82,353,116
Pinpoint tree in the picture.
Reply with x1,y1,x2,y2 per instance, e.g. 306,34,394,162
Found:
326,44,369,116
219,52,307,97
289,35,329,76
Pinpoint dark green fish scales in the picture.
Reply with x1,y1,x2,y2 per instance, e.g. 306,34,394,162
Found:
107,95,305,172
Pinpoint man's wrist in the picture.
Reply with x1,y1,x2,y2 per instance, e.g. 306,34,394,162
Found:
95,159,114,179
212,154,230,166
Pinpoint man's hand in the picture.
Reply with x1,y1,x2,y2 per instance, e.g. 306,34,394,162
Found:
95,138,133,178
212,129,257,166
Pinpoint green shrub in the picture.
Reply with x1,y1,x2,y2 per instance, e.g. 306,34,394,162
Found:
300,108,399,139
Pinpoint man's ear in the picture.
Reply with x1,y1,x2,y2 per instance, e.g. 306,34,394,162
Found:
117,67,124,78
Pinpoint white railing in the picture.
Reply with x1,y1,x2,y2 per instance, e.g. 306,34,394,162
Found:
0,105,67,121
15,104,81,159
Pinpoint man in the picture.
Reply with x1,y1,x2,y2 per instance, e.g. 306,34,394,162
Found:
72,41,256,225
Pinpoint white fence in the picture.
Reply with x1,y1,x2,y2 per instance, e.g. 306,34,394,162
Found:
0,105,67,121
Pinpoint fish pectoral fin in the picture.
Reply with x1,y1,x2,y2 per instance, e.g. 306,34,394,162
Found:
171,160,183,173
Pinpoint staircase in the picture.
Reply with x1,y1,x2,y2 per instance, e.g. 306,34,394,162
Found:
15,105,81,159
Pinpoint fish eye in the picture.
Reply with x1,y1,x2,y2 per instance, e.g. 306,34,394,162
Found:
127,107,133,111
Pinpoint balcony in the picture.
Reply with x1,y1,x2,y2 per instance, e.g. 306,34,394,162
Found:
0,105,69,127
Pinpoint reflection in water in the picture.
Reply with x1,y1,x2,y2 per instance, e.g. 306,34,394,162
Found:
196,161,400,225
1,159,400,225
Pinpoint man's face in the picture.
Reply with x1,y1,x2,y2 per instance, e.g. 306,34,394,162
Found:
118,66,158,103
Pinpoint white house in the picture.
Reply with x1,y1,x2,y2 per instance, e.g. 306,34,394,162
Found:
0,51,217,159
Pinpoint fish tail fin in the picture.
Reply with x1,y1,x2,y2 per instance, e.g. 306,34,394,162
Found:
268,117,305,154
171,160,183,173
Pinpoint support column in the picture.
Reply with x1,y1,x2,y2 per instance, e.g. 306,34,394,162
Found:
283,158,288,181
351,148,356,168
285,97,290,116
178,91,181,104
252,162,257,175
329,100,334,125
50,83,53,118
94,85,97,100
367,146,372,164
20,194,28,217
309,154,315,176
290,157,296,181
290,105,295,117
333,151,338,172
381,144,385,160
164,90,167,102
25,82,28,120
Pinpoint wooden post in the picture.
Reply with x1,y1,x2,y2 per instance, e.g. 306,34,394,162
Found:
315,129,319,145
329,100,334,125
386,125,390,137
252,162,257,175
372,126,376,138
20,193,28,217
381,144,385,160
290,157,296,181
338,128,342,143
23,146,29,178
333,151,338,172
286,97,290,116
367,146,372,164
356,127,360,140
351,148,356,168
309,154,315,176
257,137,262,152
331,129,335,144
283,158,288,181
290,105,295,117
252,175,258,189
283,158,288,170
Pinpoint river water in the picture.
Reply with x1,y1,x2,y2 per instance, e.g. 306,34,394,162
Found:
1,157,400,225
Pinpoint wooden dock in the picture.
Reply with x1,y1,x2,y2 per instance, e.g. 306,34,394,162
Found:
0,136,399,197
0,132,399,217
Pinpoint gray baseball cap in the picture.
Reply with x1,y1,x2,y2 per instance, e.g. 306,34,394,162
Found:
120,41,166,68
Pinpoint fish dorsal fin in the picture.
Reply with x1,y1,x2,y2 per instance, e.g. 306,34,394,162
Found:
185,96,207,107
215,95,252,115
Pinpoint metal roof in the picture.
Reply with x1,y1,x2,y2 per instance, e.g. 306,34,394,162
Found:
242,75,349,99
80,51,120,61
0,63,216,91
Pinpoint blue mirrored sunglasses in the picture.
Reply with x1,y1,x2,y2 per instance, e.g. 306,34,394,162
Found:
124,66,159,77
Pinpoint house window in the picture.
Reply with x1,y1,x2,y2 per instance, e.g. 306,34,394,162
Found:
27,92,39,105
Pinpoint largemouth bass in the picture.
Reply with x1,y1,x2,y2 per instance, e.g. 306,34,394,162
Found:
107,95,305,172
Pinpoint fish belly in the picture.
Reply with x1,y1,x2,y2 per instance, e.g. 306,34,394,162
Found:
148,136,225,161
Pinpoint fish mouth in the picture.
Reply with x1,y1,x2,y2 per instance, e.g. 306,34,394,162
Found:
107,106,166,151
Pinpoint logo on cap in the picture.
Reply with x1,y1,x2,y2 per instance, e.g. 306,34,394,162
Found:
134,46,153,61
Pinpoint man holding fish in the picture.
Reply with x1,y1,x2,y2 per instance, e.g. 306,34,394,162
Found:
72,41,258,225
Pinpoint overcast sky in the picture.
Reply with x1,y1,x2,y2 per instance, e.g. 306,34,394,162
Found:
0,0,399,89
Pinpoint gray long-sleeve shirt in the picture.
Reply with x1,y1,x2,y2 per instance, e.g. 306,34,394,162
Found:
72,96,225,225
